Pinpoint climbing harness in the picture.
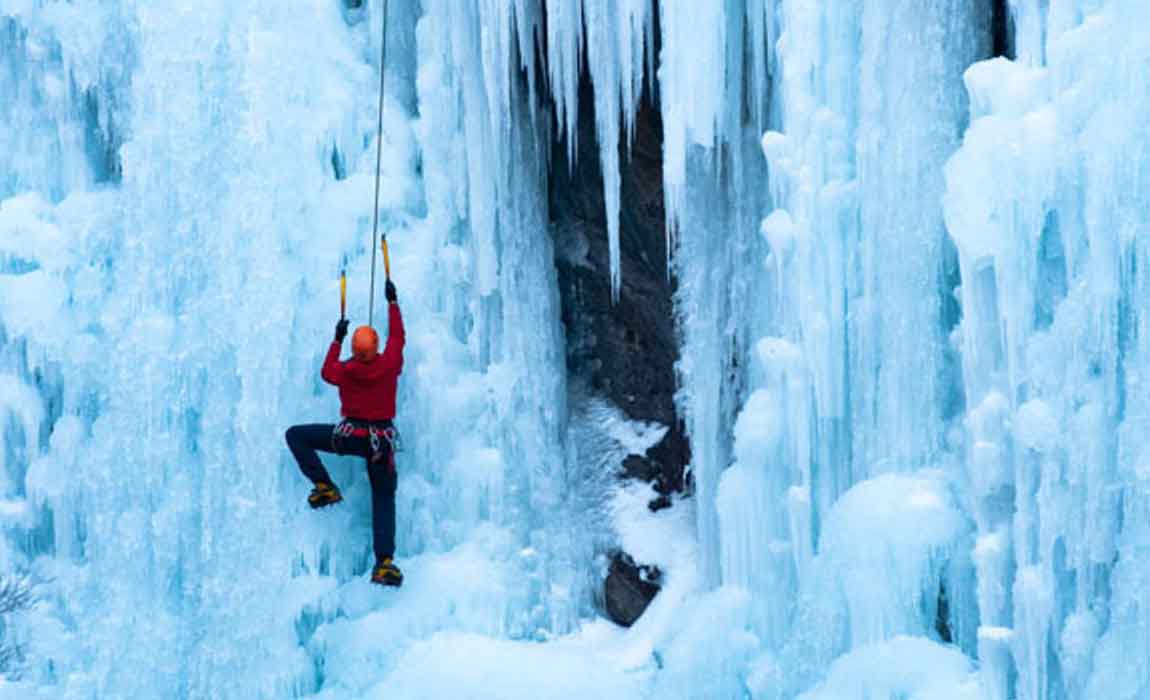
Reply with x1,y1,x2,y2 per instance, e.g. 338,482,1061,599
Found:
368,424,401,471
331,419,400,472
367,0,391,328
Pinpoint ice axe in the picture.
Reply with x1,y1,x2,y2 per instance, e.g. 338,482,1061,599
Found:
382,235,391,280
340,266,348,321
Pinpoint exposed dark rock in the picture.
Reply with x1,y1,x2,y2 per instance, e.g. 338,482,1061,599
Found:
646,493,673,513
604,552,663,628
991,0,1015,60
548,69,686,627
549,74,688,499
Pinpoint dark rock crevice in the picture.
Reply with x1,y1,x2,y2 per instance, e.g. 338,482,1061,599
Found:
549,71,687,500
547,51,685,626
991,0,1015,59
604,553,663,628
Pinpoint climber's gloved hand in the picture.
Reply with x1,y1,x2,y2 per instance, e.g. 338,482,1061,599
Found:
335,319,350,343
385,280,398,304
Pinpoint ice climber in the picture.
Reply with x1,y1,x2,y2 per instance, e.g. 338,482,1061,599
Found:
285,279,405,587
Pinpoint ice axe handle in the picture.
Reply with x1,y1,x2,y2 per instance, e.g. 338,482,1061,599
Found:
382,236,391,279
340,271,347,320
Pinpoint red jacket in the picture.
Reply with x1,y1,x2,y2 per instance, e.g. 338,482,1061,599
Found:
321,303,405,421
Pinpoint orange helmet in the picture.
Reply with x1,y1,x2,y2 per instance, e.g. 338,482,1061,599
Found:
351,326,379,361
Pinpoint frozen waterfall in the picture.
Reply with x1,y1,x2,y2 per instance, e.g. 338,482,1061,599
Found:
1,1,1148,699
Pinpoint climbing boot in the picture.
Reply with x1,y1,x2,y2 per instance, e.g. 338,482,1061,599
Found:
308,482,343,509
371,557,403,587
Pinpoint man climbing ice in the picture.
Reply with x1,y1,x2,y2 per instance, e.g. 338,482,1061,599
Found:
285,279,405,587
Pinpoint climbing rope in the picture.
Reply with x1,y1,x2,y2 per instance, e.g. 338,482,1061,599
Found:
367,0,391,328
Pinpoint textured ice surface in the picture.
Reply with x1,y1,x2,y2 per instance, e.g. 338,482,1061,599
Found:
3,0,1150,698
795,636,982,700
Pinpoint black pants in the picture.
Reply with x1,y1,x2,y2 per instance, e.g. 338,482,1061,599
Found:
285,423,397,562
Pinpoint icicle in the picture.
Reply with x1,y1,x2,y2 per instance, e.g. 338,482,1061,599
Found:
581,0,622,299
743,0,773,136
657,0,726,240
580,0,652,299
545,0,584,164
512,0,543,123
616,0,652,150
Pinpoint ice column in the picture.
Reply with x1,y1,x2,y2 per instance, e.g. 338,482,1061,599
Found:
415,0,576,635
1,1,427,695
945,1,1150,698
659,0,774,589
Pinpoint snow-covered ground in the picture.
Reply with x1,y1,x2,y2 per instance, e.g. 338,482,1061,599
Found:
3,1,1150,698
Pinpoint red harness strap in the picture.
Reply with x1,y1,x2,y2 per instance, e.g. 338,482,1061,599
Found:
331,420,398,472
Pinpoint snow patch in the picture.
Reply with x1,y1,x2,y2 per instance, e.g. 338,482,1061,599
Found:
1015,399,1060,452
818,471,973,649
797,636,981,700
610,481,693,575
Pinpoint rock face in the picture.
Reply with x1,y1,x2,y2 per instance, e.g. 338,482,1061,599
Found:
550,79,689,499
603,552,663,628
548,76,686,626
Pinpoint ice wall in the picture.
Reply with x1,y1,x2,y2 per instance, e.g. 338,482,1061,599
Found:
525,0,1150,697
689,1,993,691
0,1,581,697
1,2,413,695
4,0,1150,698
701,0,1150,698
944,2,1150,698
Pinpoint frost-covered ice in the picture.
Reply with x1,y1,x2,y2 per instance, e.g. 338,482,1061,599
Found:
3,0,1150,698
795,636,982,700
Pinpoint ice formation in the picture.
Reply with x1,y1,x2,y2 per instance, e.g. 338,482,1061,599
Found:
1,0,1148,698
